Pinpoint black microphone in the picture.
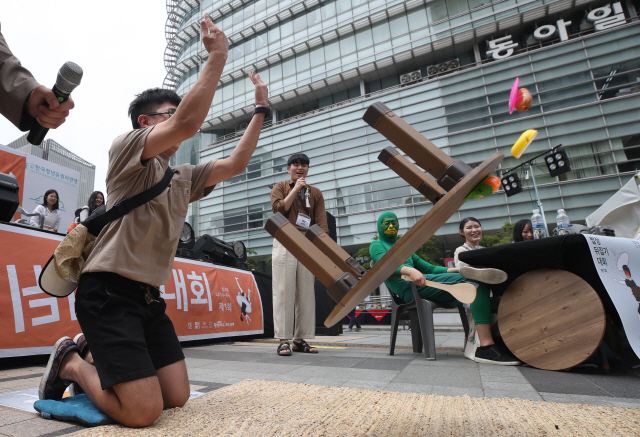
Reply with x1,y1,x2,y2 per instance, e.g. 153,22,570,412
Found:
27,62,83,145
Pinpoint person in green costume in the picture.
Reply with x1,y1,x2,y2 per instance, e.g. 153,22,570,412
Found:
369,211,520,366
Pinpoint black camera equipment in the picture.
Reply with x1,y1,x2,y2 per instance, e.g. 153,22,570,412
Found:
0,172,20,222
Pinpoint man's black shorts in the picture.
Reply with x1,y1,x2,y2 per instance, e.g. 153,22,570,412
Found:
75,272,185,390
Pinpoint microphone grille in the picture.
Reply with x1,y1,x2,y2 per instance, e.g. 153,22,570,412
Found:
56,62,83,94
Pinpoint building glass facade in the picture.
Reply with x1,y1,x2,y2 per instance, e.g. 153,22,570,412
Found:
164,0,640,262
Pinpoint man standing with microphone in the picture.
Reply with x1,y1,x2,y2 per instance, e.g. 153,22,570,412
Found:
271,153,328,356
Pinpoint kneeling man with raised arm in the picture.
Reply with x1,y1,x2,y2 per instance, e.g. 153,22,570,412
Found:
38,14,269,427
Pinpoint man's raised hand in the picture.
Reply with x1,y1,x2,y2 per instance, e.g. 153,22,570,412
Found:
201,13,228,61
249,71,268,106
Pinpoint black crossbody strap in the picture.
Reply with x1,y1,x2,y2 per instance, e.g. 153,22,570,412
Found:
84,167,174,236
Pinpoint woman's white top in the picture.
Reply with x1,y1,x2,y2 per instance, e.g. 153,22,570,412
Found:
77,206,90,223
30,204,61,231
454,242,484,268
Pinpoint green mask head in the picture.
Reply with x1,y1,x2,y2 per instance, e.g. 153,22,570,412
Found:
377,211,399,245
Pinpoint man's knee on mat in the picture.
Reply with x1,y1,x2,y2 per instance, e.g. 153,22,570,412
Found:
119,396,164,428
162,384,190,409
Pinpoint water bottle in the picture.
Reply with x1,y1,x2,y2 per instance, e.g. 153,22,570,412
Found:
556,209,570,236
531,209,547,239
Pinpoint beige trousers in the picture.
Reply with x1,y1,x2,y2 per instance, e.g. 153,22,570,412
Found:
272,238,316,339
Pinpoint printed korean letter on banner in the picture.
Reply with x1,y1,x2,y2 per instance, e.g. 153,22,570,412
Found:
0,225,76,357
585,235,640,359
0,224,264,358
163,258,264,340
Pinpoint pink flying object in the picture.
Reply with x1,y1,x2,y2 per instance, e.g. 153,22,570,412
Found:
509,77,519,115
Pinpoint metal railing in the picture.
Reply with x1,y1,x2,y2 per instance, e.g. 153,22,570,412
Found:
356,295,393,310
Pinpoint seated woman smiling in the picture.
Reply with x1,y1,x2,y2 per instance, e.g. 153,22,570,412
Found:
369,212,518,365
454,217,485,269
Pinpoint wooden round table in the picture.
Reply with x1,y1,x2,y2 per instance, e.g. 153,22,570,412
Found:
498,268,606,371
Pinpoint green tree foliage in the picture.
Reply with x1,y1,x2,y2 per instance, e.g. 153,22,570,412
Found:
354,235,377,270
480,222,515,247
415,234,441,266
245,249,258,270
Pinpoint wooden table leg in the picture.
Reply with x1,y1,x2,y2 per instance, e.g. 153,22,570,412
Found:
364,102,473,191
305,224,365,279
498,268,606,371
265,213,358,303
378,146,445,204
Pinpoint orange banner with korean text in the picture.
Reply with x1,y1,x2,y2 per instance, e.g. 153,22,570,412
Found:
163,258,263,340
0,223,263,358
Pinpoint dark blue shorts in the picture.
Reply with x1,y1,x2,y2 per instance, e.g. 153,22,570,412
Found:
75,272,184,390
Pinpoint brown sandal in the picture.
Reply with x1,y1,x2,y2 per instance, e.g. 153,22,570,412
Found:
292,340,318,353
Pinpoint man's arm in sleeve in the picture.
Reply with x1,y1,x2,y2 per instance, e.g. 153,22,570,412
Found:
414,255,448,275
271,182,287,214
142,14,228,161
369,241,386,265
0,25,39,130
0,25,75,131
205,71,268,187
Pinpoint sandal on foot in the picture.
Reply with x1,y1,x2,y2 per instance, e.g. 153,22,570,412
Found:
292,340,318,353
277,341,292,356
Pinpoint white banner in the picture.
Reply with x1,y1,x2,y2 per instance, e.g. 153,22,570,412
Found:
0,145,79,232
585,235,640,359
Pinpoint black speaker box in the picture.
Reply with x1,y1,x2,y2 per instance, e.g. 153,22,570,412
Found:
191,234,236,265
314,278,343,335
326,211,337,241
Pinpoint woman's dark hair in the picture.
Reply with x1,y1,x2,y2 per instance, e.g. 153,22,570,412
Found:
513,219,532,242
87,191,105,213
128,88,182,129
287,153,310,167
41,189,60,211
459,217,481,232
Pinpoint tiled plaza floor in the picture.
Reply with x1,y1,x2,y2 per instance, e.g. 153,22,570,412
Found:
0,328,638,436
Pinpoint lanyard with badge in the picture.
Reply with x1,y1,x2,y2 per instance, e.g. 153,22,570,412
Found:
295,187,312,229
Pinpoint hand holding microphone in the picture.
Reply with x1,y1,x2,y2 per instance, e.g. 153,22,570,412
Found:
27,62,83,145
295,177,311,208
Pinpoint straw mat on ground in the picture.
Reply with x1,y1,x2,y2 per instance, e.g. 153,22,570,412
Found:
71,379,640,436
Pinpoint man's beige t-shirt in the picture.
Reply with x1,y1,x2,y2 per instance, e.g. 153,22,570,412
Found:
82,126,215,287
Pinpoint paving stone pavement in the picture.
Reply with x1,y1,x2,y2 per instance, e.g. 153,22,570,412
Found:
0,328,638,436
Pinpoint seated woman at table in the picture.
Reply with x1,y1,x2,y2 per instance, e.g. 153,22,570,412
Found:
454,217,485,269
77,191,105,222
369,212,519,365
513,219,534,242
30,189,61,232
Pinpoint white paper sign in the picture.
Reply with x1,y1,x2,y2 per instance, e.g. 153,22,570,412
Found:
585,235,640,359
